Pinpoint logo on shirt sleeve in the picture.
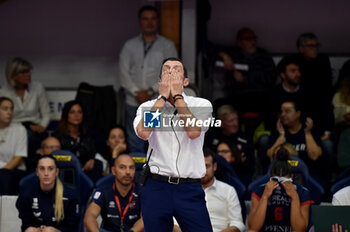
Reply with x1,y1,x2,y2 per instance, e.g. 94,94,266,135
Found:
143,110,161,128
93,191,101,200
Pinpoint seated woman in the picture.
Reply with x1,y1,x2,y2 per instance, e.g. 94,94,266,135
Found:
0,57,50,158
0,96,28,195
248,143,313,232
217,140,251,186
16,155,80,232
53,100,101,182
105,126,127,169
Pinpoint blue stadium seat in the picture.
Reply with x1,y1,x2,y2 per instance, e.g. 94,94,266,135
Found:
247,155,324,204
95,173,115,188
214,154,247,221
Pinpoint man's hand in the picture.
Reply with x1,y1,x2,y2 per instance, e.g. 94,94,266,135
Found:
135,90,151,104
170,70,183,96
29,124,45,134
158,71,171,99
277,118,285,136
304,117,314,133
262,180,279,199
219,52,235,70
233,70,245,82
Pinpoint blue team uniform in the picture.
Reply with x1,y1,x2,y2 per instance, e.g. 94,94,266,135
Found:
252,182,314,232
92,182,141,232
16,183,80,232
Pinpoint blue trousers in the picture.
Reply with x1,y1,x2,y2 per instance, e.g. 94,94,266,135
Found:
141,178,212,232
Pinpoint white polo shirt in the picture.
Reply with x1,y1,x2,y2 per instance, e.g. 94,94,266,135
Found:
204,178,245,232
0,123,27,170
133,93,212,178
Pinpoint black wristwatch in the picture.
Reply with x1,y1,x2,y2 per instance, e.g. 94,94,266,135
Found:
157,95,167,102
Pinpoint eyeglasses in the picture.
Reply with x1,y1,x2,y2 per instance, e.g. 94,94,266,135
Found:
303,43,320,48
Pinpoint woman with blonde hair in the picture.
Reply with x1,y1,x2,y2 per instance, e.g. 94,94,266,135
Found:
0,57,50,160
16,155,80,232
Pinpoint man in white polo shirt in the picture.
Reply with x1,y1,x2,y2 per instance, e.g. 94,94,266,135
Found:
134,57,213,232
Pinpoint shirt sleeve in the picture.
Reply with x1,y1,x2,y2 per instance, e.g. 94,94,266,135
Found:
133,101,154,140
119,42,140,95
299,186,314,206
227,187,246,232
91,187,105,208
190,98,213,133
16,191,34,231
37,83,51,128
15,124,28,158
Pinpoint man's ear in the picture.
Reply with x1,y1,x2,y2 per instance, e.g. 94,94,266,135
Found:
213,162,217,172
183,77,189,87
280,72,286,81
158,77,161,83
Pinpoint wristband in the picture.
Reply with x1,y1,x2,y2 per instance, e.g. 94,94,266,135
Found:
157,95,167,102
173,94,183,102
174,97,183,103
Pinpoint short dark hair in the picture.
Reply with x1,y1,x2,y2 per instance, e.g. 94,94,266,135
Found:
138,5,158,19
277,56,299,74
159,57,188,79
0,96,13,107
296,33,318,47
281,100,301,112
203,147,216,163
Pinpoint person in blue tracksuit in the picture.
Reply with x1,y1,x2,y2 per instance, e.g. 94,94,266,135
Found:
16,155,80,232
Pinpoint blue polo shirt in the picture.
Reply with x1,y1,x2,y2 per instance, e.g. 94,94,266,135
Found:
92,181,141,231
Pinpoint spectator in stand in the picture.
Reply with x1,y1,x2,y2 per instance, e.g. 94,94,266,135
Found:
119,5,178,153
16,155,80,232
0,57,50,166
248,144,313,232
205,104,255,182
259,56,306,172
102,126,127,173
216,140,251,186
265,56,305,131
266,100,330,191
218,27,276,114
53,100,102,182
0,96,27,195
292,33,334,158
84,154,144,232
27,136,62,173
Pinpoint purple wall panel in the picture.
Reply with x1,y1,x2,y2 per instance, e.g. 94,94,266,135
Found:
207,0,350,54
